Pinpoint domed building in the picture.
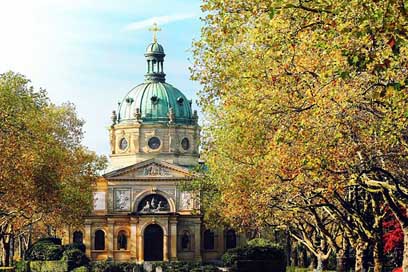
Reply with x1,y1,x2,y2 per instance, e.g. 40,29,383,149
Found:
63,29,244,263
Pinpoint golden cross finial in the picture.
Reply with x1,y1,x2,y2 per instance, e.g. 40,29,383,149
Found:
148,22,161,43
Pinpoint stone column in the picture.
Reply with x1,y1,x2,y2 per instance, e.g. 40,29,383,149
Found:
194,223,202,261
163,235,169,261
107,222,114,259
169,219,178,261
84,224,91,258
130,218,138,261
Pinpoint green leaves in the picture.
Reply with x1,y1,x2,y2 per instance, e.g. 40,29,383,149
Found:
269,7,276,19
0,71,106,233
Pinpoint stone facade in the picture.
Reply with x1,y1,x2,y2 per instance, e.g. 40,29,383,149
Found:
62,37,245,262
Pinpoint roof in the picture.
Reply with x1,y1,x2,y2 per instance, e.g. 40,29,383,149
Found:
117,81,194,124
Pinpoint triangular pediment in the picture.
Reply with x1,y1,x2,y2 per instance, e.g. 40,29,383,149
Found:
103,159,191,180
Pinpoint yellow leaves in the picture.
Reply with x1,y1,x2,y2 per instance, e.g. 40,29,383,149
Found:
192,0,408,233
0,72,106,232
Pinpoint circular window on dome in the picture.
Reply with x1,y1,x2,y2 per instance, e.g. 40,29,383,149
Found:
177,97,184,105
181,138,190,150
151,95,159,105
119,138,128,150
148,137,161,150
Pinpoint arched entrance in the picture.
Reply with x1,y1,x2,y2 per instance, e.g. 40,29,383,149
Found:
144,224,163,261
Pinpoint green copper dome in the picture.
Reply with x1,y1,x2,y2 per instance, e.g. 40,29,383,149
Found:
146,42,164,55
117,82,194,124
115,40,196,125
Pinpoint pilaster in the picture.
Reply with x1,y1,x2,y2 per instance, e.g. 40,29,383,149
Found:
169,218,178,260
107,222,114,258
138,233,143,262
163,235,169,261
130,218,138,260
194,223,202,261
84,224,91,257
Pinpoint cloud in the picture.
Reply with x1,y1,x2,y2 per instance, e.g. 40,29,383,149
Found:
124,13,197,31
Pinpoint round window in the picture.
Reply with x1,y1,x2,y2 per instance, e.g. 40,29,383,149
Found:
148,137,161,150
119,138,128,150
181,138,190,150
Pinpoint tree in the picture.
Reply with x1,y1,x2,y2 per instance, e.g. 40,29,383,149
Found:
191,0,408,271
0,71,106,266
384,209,404,267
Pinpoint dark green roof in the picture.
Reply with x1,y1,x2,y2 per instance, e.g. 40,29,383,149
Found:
118,82,194,125
145,42,164,55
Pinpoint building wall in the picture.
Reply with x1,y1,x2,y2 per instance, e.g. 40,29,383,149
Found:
65,217,245,263
109,123,200,169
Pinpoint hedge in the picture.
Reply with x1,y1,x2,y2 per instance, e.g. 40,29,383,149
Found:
29,260,68,272
222,243,286,272
25,242,63,261
62,248,89,270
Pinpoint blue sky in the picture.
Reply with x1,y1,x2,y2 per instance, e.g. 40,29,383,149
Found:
0,0,202,156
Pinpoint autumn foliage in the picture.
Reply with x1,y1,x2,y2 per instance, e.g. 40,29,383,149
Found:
0,71,106,265
191,0,408,271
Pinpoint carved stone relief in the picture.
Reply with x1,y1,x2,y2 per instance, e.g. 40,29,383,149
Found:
137,194,170,213
143,164,171,176
114,189,131,211
180,192,193,210
93,192,106,211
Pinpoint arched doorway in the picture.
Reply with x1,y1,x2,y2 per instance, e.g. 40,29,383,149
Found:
144,224,163,261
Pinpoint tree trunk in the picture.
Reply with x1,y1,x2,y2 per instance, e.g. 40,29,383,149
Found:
355,242,366,272
286,231,292,267
403,227,408,272
336,250,346,272
291,241,299,267
299,245,308,267
316,256,323,272
2,239,10,267
310,254,317,270
315,252,329,272
373,239,383,272
9,236,14,266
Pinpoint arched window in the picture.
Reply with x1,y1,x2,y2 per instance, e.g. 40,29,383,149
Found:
94,230,105,250
203,230,215,250
226,229,237,249
73,231,83,244
117,230,127,250
181,231,190,251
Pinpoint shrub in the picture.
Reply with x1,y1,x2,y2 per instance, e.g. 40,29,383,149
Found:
202,265,219,272
25,242,63,261
222,243,286,267
15,260,29,272
90,261,136,272
247,238,279,248
36,237,62,245
144,261,217,272
72,266,89,272
89,261,216,272
63,242,86,253
62,248,89,270
29,260,68,272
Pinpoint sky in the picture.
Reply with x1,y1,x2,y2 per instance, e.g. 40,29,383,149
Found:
0,0,203,156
